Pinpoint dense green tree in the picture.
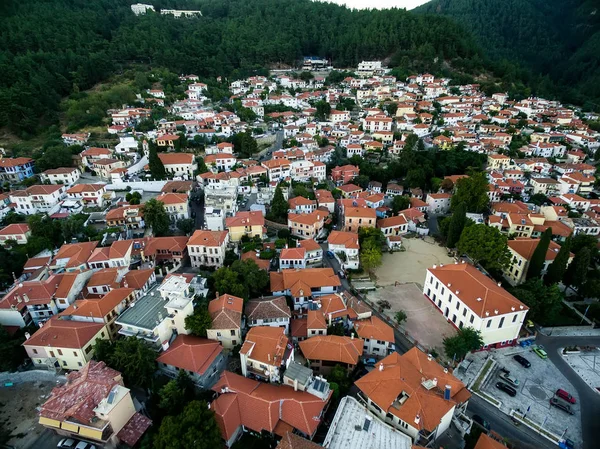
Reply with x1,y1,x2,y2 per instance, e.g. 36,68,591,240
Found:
457,224,511,270
95,337,156,387
231,132,258,158
143,199,171,237
360,243,383,273
395,310,407,325
126,191,142,205
268,185,288,223
34,145,74,171
184,305,213,337
149,143,167,180
230,259,269,298
315,101,332,121
212,267,246,299
176,218,195,235
564,247,591,290
443,327,484,361
446,202,467,248
392,195,410,214
570,233,599,258
153,401,222,449
158,371,196,416
0,326,27,371
527,228,552,280
451,172,489,213
196,157,209,175
511,278,563,324
545,236,571,285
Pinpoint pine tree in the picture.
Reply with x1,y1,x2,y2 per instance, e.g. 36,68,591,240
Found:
446,202,467,248
564,247,591,289
269,185,288,223
527,228,552,279
545,235,571,285
149,142,166,180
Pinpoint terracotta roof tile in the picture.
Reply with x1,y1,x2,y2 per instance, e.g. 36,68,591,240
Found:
157,335,222,374
299,335,363,365
245,297,291,321
24,317,105,350
188,230,229,247
239,326,289,365
354,316,394,343
209,294,243,330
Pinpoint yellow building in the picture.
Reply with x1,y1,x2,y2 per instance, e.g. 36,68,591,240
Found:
507,213,535,238
207,294,243,349
344,207,376,233
487,154,511,170
288,211,325,240
225,211,265,242
24,317,109,371
504,238,573,286
38,360,151,446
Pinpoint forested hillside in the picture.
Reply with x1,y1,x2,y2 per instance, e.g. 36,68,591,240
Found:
417,0,600,109
0,0,481,137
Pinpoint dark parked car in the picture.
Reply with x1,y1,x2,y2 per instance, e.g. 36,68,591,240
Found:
326,251,335,259
550,398,574,415
513,354,531,368
495,382,517,397
472,414,490,431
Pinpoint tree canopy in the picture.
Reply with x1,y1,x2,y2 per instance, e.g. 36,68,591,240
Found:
457,224,511,270
511,278,563,325
93,337,156,387
443,327,484,361
144,199,171,237
451,172,490,213
526,228,552,280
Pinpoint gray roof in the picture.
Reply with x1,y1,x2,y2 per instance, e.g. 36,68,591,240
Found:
116,284,166,330
284,361,312,387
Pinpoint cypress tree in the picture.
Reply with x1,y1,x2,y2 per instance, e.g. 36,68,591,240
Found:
148,142,166,180
527,228,552,279
564,247,591,289
269,185,288,223
446,202,467,248
545,235,571,285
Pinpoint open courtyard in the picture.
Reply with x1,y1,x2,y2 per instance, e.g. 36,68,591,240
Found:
374,237,454,287
368,283,457,356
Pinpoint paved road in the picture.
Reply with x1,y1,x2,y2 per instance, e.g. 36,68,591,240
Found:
466,396,554,449
257,130,284,162
189,190,205,230
536,334,600,449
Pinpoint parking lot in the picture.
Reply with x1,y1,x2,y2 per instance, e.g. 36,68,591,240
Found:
479,346,582,447
368,283,457,355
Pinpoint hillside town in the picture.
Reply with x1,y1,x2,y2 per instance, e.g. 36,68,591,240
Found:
1,59,599,449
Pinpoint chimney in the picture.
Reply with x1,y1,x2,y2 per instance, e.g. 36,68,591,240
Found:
351,333,354,340
25,332,30,340
268,353,271,362
293,378,298,391
328,313,332,326
216,291,220,298
378,363,384,372
414,414,420,425
427,354,433,361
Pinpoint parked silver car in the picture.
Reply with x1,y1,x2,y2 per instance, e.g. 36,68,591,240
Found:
499,371,520,387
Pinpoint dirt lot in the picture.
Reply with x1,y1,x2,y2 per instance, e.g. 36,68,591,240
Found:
375,237,454,287
369,283,457,355
0,380,60,449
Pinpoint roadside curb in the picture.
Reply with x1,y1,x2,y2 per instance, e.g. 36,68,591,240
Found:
509,410,561,445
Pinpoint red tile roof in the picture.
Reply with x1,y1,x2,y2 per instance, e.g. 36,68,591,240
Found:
299,335,363,365
240,326,289,365
210,371,330,441
0,223,30,235
209,294,243,329
188,230,229,247
157,335,222,374
24,317,105,349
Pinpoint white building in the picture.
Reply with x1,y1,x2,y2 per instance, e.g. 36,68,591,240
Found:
327,231,360,270
40,168,81,186
131,3,155,15
187,230,230,268
423,262,529,348
204,207,226,231
9,185,66,215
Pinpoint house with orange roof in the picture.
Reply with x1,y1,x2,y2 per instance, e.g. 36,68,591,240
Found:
207,294,243,349
210,371,331,446
355,347,471,445
287,211,325,240
344,206,376,232
504,238,573,286
474,433,508,449
79,147,114,168
424,262,528,348
188,230,230,268
66,183,111,207
84,267,124,296
377,215,408,241
426,193,452,214
0,272,92,327
106,205,144,230
307,308,328,338
51,241,99,272
331,165,359,186
270,268,341,311
487,154,511,171
559,193,591,212
240,326,293,382
24,317,109,370
157,335,226,389
122,268,156,298
298,238,322,265
87,239,134,270
288,196,317,214
92,158,126,180
155,192,190,222
142,236,188,267
0,223,31,245
37,360,151,445
299,335,363,375
506,213,535,238
225,211,265,242
245,297,291,333
280,247,307,270
62,288,136,339
338,183,362,198
353,315,395,356
40,167,81,186
157,152,197,178
262,158,291,182
9,184,67,215
327,230,360,270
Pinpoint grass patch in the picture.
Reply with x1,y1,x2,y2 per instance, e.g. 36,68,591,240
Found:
472,359,494,391
477,391,500,406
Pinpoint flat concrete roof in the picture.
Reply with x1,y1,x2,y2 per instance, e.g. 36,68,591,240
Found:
323,396,412,449
116,284,166,330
